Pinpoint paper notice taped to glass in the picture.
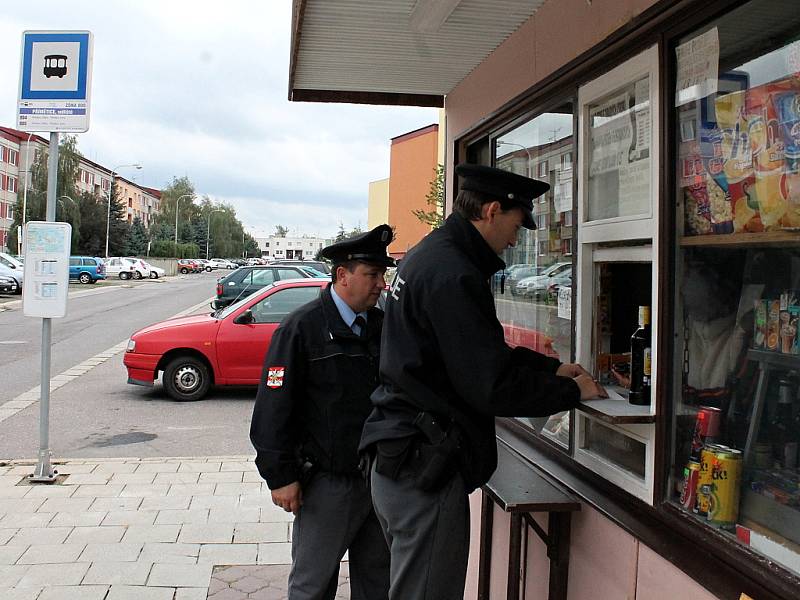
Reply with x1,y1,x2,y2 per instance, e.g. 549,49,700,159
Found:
675,27,719,106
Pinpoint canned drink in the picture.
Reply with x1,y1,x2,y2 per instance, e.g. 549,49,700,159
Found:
695,445,720,517
680,460,701,511
690,407,722,461
708,446,743,528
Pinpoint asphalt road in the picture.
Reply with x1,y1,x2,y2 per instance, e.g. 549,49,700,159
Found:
0,270,258,460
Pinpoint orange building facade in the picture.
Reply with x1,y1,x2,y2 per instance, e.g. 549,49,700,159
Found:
387,124,439,259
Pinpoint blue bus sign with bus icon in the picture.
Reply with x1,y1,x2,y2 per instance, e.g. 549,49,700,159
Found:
17,31,93,133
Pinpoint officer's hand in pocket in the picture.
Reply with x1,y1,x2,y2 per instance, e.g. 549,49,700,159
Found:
271,481,303,514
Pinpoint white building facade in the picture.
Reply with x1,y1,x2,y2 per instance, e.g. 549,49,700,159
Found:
254,235,328,260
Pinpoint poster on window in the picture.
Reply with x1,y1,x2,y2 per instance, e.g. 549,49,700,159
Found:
675,27,719,107
587,77,652,221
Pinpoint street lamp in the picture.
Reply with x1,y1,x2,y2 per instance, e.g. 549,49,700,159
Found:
174,194,195,251
105,163,142,258
496,140,532,177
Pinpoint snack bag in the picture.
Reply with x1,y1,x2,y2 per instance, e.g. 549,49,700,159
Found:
717,90,759,232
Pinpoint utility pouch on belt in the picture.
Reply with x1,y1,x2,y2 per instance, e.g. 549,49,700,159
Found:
374,437,415,480
412,412,460,492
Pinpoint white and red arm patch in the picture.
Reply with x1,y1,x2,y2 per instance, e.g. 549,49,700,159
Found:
266,366,286,388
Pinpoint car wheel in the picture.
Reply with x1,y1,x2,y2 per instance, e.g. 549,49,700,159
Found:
180,267,189,274
133,271,143,280
79,272,92,284
163,356,210,402
119,272,131,280
150,271,158,279
205,267,212,272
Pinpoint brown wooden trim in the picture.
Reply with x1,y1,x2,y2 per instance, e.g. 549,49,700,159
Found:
496,420,800,600
287,0,307,102
289,88,444,107
477,492,494,600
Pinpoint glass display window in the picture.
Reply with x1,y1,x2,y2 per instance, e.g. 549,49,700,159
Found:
670,0,800,577
492,101,575,447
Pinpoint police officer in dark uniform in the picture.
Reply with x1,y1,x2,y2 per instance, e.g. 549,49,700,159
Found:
359,164,606,600
250,225,394,600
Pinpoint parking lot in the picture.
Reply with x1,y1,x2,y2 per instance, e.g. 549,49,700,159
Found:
0,269,263,459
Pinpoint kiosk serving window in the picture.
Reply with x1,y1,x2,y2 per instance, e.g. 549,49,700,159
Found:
670,0,800,576
491,102,576,448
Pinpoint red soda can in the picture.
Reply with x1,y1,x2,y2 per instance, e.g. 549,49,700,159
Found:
690,406,722,461
680,460,701,511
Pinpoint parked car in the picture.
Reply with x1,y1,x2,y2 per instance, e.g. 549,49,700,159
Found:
104,257,145,280
0,252,24,293
268,259,331,274
195,259,214,272
523,267,572,300
177,259,201,274
208,258,236,269
0,275,18,295
142,261,165,279
515,262,572,298
69,256,106,284
124,278,328,401
547,272,572,300
506,265,545,296
213,265,320,309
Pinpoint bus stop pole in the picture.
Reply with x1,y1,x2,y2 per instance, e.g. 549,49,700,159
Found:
30,131,59,483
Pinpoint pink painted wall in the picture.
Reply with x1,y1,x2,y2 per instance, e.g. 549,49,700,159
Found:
468,494,723,600
444,0,660,201
636,543,720,600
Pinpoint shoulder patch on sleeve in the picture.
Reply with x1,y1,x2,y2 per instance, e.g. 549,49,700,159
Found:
266,367,286,388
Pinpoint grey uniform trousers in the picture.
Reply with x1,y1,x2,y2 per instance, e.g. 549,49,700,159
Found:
288,472,390,600
370,465,470,600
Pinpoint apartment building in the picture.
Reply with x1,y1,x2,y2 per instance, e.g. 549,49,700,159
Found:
254,235,327,260
114,176,160,226
0,126,161,252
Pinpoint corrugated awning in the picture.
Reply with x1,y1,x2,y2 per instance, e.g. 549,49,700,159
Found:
289,0,546,107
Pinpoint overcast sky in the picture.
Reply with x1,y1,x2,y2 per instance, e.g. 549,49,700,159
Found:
1,1,439,238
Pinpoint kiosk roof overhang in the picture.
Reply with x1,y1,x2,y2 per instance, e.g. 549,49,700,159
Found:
289,0,546,107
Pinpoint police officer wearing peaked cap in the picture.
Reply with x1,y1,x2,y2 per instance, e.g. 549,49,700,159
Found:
360,164,606,600
250,224,395,600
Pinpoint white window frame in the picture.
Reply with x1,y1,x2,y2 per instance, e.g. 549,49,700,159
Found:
577,45,660,243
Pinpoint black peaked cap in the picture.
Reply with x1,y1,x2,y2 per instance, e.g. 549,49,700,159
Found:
455,163,550,230
320,224,395,267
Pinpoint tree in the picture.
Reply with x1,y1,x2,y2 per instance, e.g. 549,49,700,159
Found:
243,234,260,258
76,191,106,256
8,136,81,252
274,225,289,238
128,217,149,256
107,181,132,256
412,164,445,229
335,222,347,242
151,176,197,245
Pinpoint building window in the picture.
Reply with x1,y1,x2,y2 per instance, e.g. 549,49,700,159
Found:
9,149,18,166
561,152,572,170
492,99,576,448
7,177,16,193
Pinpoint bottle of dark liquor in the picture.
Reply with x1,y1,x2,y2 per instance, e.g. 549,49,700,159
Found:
629,306,652,406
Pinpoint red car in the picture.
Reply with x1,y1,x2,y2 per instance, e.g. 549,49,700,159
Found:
124,278,327,401
176,259,201,274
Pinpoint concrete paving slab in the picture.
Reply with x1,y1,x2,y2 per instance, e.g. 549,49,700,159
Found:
16,544,86,565
82,560,153,585
147,562,213,587
106,584,176,600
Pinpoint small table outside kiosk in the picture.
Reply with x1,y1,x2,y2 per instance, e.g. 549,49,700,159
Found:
479,441,580,600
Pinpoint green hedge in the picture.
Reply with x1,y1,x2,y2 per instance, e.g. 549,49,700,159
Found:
150,241,200,258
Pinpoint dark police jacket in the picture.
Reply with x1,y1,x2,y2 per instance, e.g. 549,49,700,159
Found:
251,286,382,490
359,213,581,492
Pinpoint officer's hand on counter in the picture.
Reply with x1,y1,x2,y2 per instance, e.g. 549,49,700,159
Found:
556,362,591,378
573,373,608,400
271,481,303,514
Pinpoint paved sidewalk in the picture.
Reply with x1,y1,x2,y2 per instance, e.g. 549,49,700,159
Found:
0,455,332,600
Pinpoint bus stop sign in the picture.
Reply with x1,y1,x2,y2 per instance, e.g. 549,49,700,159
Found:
17,31,93,133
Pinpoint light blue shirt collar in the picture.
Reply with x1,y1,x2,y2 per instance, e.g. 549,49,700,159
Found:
330,285,367,335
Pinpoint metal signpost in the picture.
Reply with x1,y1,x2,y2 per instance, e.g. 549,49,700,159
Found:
17,30,93,482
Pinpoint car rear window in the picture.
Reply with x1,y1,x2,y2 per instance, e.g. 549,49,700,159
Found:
276,268,304,280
